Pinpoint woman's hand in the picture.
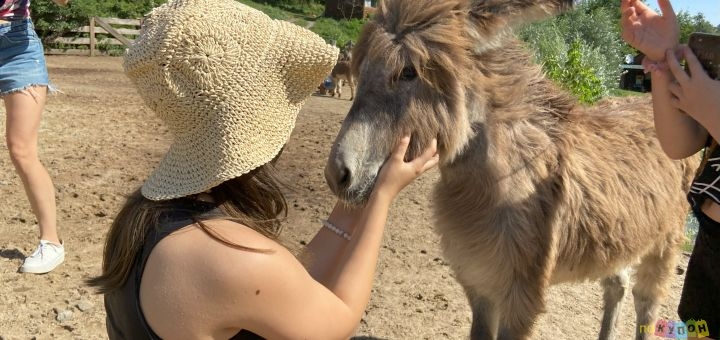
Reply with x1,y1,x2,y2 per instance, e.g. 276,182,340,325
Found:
621,0,678,62
371,136,439,201
665,45,720,138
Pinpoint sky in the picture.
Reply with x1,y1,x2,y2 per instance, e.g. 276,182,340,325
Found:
647,0,720,26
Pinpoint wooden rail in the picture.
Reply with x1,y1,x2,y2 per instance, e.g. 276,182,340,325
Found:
46,17,141,56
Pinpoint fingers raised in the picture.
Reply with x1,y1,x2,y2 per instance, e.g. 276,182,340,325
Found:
666,48,689,85
656,0,676,21
667,80,682,99
391,136,411,162
410,139,439,173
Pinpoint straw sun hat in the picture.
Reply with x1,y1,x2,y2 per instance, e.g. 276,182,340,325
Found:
124,0,339,200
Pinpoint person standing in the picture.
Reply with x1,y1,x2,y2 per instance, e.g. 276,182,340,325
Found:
622,0,720,338
0,0,68,274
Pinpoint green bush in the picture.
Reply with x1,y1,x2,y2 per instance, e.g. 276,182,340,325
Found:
310,17,366,47
556,41,605,104
519,0,621,103
32,0,161,43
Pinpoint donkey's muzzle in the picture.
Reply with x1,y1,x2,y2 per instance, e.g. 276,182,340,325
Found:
324,156,352,197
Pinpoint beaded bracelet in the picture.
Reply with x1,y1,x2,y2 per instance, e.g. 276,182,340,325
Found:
320,219,351,241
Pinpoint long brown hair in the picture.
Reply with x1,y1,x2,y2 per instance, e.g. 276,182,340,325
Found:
86,163,288,294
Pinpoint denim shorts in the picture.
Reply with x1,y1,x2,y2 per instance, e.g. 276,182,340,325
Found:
0,19,50,96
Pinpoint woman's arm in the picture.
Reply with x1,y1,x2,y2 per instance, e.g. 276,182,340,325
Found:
143,140,438,339
620,0,679,62
648,54,708,159
301,201,361,284
621,0,706,158
216,137,438,339
51,0,69,6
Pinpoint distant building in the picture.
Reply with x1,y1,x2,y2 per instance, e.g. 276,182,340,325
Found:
325,0,377,19
619,53,651,93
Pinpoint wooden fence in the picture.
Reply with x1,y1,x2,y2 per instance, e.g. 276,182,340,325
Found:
46,17,141,57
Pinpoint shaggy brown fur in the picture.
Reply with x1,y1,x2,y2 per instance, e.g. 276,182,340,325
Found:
324,0,699,339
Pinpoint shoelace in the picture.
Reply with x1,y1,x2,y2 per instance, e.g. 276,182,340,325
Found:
29,243,46,259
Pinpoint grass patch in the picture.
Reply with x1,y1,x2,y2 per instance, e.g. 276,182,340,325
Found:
683,212,699,253
236,0,322,25
309,17,366,47
236,0,365,42
608,88,645,97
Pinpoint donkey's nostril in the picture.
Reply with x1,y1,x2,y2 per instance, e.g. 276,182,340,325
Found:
325,158,353,195
338,166,351,188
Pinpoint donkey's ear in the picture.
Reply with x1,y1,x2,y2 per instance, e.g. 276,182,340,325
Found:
469,0,574,33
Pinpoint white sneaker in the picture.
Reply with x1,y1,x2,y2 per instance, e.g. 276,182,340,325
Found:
20,240,65,274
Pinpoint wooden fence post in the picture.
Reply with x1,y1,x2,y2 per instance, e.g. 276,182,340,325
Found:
89,17,96,57
94,17,133,46
46,17,141,56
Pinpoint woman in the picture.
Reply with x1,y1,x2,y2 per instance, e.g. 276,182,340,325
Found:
0,0,68,274
622,0,720,338
87,0,439,339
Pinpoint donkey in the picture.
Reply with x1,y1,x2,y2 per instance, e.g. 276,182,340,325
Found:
330,60,355,100
323,0,698,339
341,40,355,61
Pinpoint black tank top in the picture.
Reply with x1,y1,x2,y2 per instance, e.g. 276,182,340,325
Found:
103,201,264,339
689,139,720,209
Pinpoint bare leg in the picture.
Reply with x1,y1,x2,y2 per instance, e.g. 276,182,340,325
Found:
632,246,679,340
4,86,59,244
598,268,630,340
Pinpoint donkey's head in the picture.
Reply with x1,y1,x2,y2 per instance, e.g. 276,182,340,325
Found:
324,0,573,204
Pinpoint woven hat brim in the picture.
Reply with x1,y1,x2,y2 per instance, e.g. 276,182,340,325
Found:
130,0,338,201
141,108,297,201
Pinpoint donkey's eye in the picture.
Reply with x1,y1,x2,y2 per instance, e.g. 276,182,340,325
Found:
398,66,417,81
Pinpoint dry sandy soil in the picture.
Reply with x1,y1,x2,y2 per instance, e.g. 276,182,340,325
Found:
0,56,691,340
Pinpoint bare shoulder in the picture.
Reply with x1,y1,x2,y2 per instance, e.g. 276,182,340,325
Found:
144,219,359,338
153,219,297,281
142,219,306,336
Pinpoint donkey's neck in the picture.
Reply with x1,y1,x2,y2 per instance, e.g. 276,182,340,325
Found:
440,41,573,202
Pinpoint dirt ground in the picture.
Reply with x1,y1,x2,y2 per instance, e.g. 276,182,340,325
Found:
0,56,690,340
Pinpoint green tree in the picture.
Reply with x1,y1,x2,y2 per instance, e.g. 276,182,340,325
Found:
310,17,365,47
32,0,161,42
677,12,719,42
519,0,622,102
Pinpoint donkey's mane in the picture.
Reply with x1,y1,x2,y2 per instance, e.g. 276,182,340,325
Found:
353,0,575,130
353,0,474,91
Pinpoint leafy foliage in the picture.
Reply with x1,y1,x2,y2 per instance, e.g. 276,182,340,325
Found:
547,40,605,104
236,0,323,20
519,0,621,103
676,11,720,43
309,17,365,48
32,0,160,42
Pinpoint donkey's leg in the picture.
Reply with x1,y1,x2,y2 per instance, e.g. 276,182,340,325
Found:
632,245,680,340
348,76,355,101
598,267,631,340
333,78,342,97
465,290,499,340
496,279,548,340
